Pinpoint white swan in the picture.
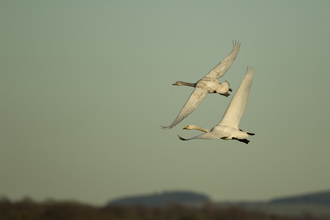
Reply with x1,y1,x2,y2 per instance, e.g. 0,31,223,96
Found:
162,40,241,129
178,67,255,144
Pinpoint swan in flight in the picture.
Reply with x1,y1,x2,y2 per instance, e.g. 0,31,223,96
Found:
162,40,241,129
178,67,255,144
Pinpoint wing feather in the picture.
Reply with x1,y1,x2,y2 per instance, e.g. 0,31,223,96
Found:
205,40,241,79
178,132,224,141
217,67,255,128
162,88,208,129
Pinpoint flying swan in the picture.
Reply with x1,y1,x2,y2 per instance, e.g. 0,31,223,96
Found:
162,40,241,129
178,67,255,144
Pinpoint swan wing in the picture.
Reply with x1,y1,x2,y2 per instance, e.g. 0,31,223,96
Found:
178,131,224,141
217,67,255,128
205,40,241,79
162,88,208,129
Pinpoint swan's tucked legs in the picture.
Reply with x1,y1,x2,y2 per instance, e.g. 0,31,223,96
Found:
220,92,230,97
232,137,250,144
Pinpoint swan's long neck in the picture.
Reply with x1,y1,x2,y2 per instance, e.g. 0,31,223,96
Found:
179,81,196,87
193,126,210,133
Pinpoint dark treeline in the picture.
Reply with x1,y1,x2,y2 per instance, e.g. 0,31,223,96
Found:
1,197,330,220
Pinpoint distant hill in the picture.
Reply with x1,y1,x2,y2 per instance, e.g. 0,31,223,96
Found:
107,191,210,207
215,190,330,217
270,190,330,205
106,190,330,216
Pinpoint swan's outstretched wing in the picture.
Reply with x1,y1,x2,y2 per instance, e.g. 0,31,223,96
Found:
205,40,241,79
178,131,225,141
162,88,208,129
217,67,255,128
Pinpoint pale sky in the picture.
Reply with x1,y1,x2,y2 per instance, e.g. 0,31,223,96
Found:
1,1,330,206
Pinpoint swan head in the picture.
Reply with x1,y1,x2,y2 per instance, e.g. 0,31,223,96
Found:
173,81,184,86
183,125,197,130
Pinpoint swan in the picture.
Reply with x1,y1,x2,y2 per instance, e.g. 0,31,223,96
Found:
172,81,233,94
178,67,255,144
162,40,241,129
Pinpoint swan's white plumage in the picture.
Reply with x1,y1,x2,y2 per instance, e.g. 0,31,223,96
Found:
217,67,254,129
178,67,255,143
205,40,241,79
162,40,241,129
162,87,208,129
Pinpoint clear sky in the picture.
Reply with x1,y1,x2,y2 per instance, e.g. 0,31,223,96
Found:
1,1,330,206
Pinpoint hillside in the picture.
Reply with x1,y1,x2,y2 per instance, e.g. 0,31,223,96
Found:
107,191,210,207
271,190,330,205
107,190,330,217
2,197,316,220
215,190,330,217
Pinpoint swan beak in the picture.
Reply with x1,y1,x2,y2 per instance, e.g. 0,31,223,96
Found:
183,126,189,130
229,88,232,92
